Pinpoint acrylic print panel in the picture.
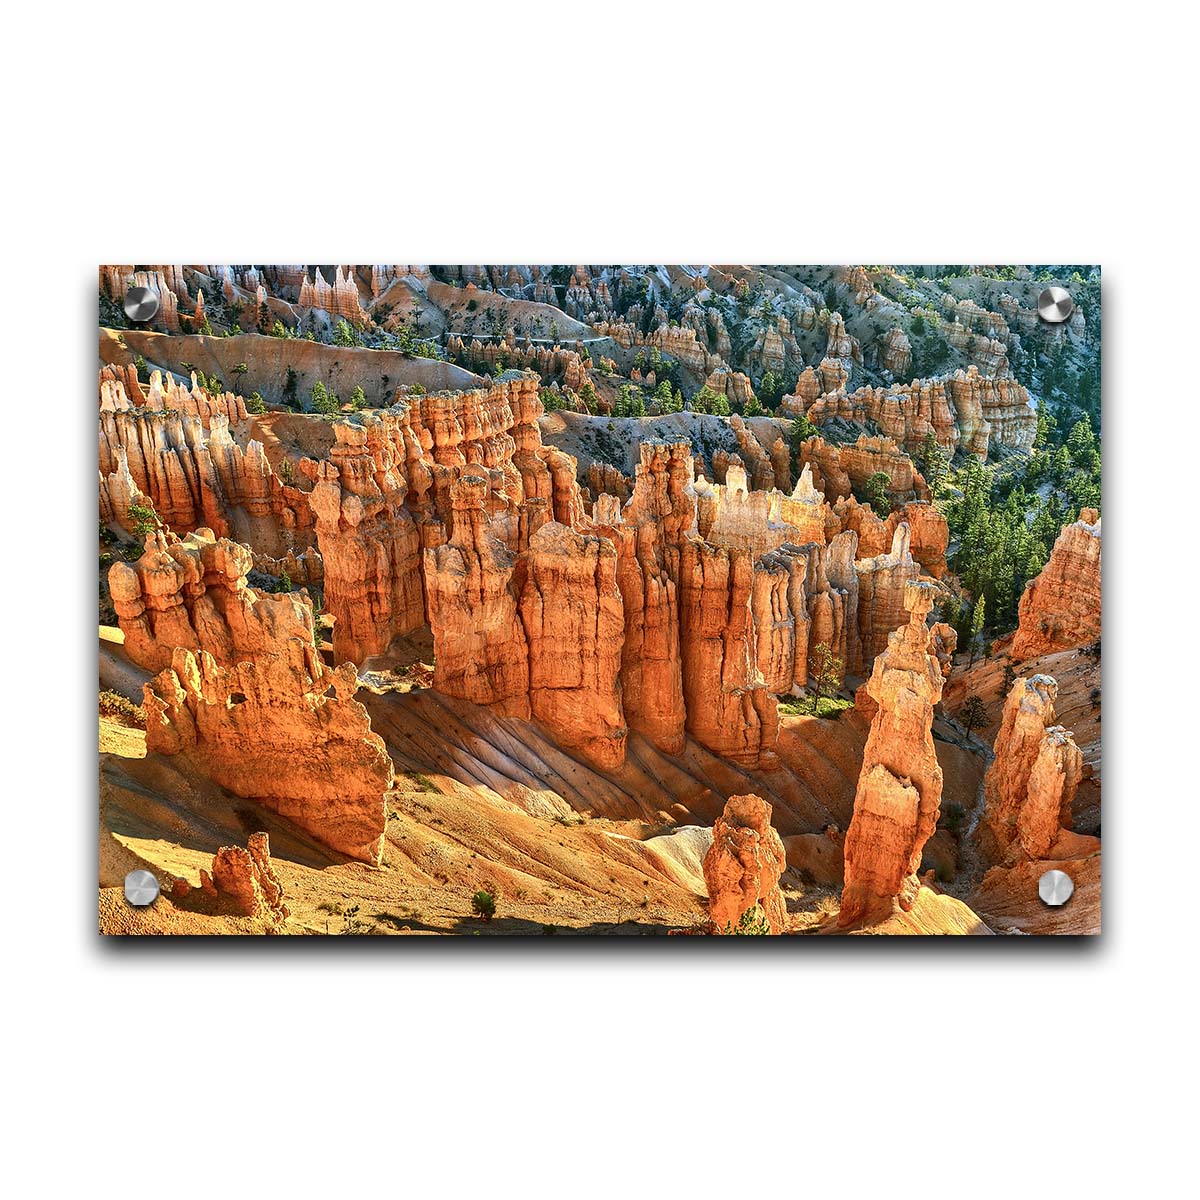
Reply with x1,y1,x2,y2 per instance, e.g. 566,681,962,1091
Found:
97,265,1101,937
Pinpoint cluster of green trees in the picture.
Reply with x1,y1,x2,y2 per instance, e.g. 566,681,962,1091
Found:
612,384,647,417
944,412,1100,635
690,383,731,416
310,380,340,415
631,345,680,389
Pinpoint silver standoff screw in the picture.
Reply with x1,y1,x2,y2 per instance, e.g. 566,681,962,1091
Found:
124,869,160,907
1037,286,1073,324
123,285,160,323
1038,869,1074,906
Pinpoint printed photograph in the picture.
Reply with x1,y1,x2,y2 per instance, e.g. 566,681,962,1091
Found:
98,265,1101,935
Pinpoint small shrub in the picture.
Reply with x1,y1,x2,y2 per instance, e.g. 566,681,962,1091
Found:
721,903,772,935
471,889,497,923
128,501,158,541
99,690,144,728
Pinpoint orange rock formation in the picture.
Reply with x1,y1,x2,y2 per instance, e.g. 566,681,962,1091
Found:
703,794,788,933
839,581,946,928
982,675,1089,862
143,641,393,864
109,529,315,673
1011,509,1101,660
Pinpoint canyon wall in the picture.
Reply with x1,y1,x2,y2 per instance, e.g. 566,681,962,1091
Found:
144,641,392,864
1011,509,1102,660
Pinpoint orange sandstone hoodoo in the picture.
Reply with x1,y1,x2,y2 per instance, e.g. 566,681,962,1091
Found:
703,794,788,934
839,580,947,928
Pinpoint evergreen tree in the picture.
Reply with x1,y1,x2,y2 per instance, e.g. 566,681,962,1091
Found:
865,471,892,517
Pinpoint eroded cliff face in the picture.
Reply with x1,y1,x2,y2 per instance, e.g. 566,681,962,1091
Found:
1011,509,1101,660
785,365,1035,459
982,675,1089,862
424,473,531,712
99,371,313,552
679,540,779,768
519,523,627,769
839,581,946,928
143,641,393,864
109,529,314,674
100,348,958,795
703,794,788,933
310,414,426,665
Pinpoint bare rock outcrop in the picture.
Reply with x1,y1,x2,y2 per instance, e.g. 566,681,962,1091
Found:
143,641,393,864
311,414,425,664
679,540,779,768
703,794,788,934
519,522,627,769
109,529,314,673
1011,509,1101,660
839,581,946,928
424,473,530,711
981,675,1090,862
854,522,920,674
205,833,289,922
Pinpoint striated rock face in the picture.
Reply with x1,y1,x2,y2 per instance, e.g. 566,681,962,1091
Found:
99,371,313,552
310,414,426,665
679,540,779,768
591,445,688,754
982,675,1084,862
298,265,369,325
854,523,920,674
519,523,627,769
109,529,314,674
703,794,788,934
143,641,393,864
878,327,912,376
1011,509,1102,660
839,581,946,928
885,501,948,579
206,833,289,922
797,435,928,505
424,474,530,712
803,366,1035,458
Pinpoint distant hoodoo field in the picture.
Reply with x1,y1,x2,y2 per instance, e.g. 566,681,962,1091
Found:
98,264,1101,936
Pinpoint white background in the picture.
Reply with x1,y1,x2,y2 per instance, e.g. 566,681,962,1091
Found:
2,2,1193,1195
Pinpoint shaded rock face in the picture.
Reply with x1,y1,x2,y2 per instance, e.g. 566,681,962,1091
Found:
1012,510,1101,660
143,642,393,865
854,523,920,674
839,581,946,928
109,529,315,674
886,501,948,579
98,371,314,553
311,414,426,665
982,675,1084,862
703,794,788,933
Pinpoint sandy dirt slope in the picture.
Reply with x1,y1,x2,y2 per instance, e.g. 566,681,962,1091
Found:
101,328,483,404
970,854,1101,935
425,280,593,340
